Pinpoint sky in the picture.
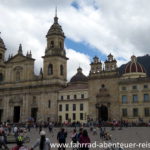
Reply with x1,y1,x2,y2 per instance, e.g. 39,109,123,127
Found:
0,0,150,80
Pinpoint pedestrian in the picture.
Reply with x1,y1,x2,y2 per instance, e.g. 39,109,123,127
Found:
39,124,42,134
31,130,51,150
79,130,90,150
13,125,18,138
92,127,97,135
57,128,67,150
71,129,78,150
48,122,53,133
0,128,9,150
77,128,83,142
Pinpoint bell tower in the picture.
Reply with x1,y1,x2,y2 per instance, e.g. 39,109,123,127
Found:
0,33,6,82
105,53,117,71
43,11,68,83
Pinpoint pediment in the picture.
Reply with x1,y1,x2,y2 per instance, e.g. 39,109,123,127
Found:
6,54,34,63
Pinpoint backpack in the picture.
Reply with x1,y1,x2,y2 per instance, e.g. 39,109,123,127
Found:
59,133,65,140
59,132,67,141
72,134,77,143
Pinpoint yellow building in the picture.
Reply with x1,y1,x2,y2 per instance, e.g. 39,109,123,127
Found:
119,56,150,122
58,67,89,123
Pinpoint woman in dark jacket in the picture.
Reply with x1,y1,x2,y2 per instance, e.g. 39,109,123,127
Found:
79,130,90,150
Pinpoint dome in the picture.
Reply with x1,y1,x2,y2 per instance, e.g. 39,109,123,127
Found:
0,36,6,50
70,67,88,83
125,55,146,73
123,55,146,78
46,16,65,38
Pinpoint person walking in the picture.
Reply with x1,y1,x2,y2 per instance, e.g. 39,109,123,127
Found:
71,129,78,150
0,128,9,150
31,130,51,150
79,130,90,150
57,128,67,150
77,128,83,142
39,124,42,134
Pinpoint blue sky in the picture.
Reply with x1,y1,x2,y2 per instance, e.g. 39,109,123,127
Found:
65,38,107,62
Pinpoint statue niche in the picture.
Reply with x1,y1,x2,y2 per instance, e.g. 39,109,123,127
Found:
9,96,23,106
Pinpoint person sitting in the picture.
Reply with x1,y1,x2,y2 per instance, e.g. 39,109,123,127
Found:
11,136,29,150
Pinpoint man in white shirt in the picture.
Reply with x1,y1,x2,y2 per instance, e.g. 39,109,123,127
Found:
31,130,51,150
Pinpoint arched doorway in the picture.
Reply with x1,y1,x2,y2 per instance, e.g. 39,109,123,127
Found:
98,105,108,121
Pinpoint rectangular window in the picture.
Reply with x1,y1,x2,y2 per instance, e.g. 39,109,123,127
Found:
59,116,62,122
122,87,126,90
133,108,138,117
122,108,127,117
132,95,138,103
59,105,62,111
80,113,83,120
144,94,149,102
144,85,148,89
48,100,51,108
144,108,150,117
67,95,70,100
122,95,127,104
72,113,76,120
80,104,84,111
65,113,69,120
81,94,84,99
66,104,69,111
73,104,76,111
74,95,77,99
132,85,137,90
61,96,63,100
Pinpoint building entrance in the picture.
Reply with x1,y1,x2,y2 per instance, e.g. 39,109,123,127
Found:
0,109,3,122
98,105,108,121
31,108,38,122
13,106,20,123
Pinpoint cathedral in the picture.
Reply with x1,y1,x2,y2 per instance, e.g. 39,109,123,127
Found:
0,14,150,123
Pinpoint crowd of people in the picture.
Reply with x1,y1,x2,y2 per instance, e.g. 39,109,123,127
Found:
0,121,92,150
0,120,146,150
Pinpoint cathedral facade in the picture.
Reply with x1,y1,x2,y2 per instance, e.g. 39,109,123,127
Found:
0,15,150,123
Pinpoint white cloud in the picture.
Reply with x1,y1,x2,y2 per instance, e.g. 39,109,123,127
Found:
0,0,150,78
66,48,90,80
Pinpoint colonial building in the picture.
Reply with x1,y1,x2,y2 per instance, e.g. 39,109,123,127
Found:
0,14,68,123
0,14,150,123
58,67,89,123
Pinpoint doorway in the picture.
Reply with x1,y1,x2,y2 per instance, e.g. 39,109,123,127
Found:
13,106,20,123
31,108,38,122
0,109,3,122
98,105,108,121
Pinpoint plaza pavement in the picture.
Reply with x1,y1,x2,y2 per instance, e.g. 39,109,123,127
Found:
8,127,150,150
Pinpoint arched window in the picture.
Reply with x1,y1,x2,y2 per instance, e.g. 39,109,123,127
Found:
48,100,51,108
59,42,62,48
48,64,53,75
50,41,54,48
60,65,64,75
0,73,3,81
101,84,105,88
0,54,2,59
16,71,20,81
32,96,36,104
